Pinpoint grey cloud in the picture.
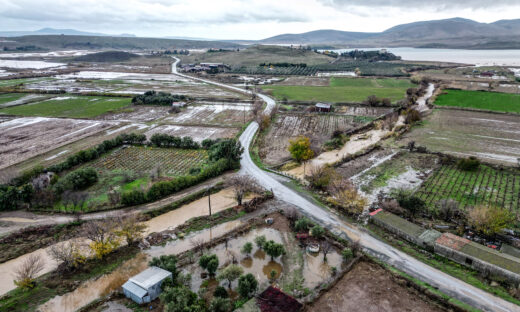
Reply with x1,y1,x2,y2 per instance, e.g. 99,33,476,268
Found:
321,0,520,9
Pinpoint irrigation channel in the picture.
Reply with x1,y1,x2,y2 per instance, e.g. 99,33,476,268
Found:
171,58,518,312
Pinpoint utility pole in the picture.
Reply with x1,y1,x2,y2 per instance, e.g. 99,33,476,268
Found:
208,186,212,217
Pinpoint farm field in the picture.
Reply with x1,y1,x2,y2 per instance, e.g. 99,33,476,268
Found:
0,117,116,170
0,95,132,118
415,164,520,215
22,73,249,100
347,151,439,203
162,102,253,127
309,260,444,312
88,146,208,177
0,93,25,105
435,89,520,114
144,124,239,142
401,109,520,165
263,77,414,103
259,113,371,165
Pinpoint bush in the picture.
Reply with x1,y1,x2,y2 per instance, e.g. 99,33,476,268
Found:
238,273,258,299
341,248,353,262
53,168,98,194
311,225,325,239
121,189,147,206
0,183,33,211
208,139,243,166
132,90,187,106
457,157,480,171
199,254,219,276
149,255,179,283
213,286,229,298
254,235,267,249
392,188,425,217
404,108,421,124
263,240,285,261
294,217,313,232
468,205,515,236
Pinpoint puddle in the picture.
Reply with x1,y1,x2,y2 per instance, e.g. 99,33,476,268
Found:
303,249,342,288
39,253,149,312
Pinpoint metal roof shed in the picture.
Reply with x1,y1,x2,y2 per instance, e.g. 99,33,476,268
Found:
122,266,172,304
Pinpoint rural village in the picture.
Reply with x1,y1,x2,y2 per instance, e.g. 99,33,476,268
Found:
0,18,520,312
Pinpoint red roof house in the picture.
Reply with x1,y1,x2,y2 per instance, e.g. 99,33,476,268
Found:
257,286,302,312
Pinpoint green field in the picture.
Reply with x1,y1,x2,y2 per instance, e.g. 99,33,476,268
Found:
0,95,132,118
0,93,26,105
435,89,520,114
415,164,520,214
0,77,54,88
263,77,413,103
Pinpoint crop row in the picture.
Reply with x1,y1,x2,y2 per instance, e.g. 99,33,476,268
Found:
415,164,520,214
87,146,208,177
229,61,426,77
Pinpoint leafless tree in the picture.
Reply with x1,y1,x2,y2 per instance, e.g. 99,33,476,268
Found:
322,241,332,262
48,240,84,272
115,214,148,245
350,239,362,257
150,166,163,181
190,237,206,256
283,206,299,222
227,176,262,206
252,100,263,118
108,187,122,206
82,219,117,245
62,191,88,213
14,254,45,287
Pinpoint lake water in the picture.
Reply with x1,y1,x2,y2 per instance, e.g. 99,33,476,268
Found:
327,47,520,66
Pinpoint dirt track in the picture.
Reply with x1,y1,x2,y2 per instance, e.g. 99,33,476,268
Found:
309,261,445,312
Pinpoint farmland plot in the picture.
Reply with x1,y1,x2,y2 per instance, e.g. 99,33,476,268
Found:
98,105,171,122
88,146,208,177
144,124,238,142
0,117,117,169
259,113,369,165
415,164,520,215
401,109,520,165
162,102,253,127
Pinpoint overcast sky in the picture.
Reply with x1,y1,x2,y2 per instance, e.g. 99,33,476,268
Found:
1,0,519,39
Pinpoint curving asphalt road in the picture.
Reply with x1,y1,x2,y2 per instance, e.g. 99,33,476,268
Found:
172,58,519,312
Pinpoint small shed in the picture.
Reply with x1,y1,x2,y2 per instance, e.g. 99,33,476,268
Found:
315,102,331,113
171,101,187,108
122,266,172,304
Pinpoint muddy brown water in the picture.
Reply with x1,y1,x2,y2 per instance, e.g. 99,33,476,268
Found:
0,188,242,297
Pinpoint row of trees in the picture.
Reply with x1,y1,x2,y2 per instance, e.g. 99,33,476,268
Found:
132,91,188,106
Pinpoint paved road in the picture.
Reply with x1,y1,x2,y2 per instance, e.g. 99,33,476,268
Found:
172,59,518,312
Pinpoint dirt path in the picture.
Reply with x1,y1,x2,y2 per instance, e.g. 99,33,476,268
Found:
308,261,445,312
0,173,233,237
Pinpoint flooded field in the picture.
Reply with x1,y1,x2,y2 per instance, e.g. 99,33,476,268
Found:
347,151,439,203
163,102,253,127
0,59,65,69
144,124,239,142
0,117,117,169
260,113,370,165
401,109,520,165
98,105,171,122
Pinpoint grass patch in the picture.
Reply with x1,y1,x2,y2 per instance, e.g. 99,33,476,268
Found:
0,93,26,105
435,89,520,114
0,77,54,88
0,95,132,118
263,77,413,103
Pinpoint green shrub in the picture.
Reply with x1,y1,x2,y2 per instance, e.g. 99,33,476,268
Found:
238,273,258,299
132,90,187,106
53,168,98,194
294,217,314,232
0,183,33,211
457,156,480,171
121,189,147,206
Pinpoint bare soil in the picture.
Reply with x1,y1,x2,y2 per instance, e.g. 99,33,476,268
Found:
259,113,366,165
144,124,238,142
275,76,330,86
98,105,172,122
401,109,520,165
308,261,445,312
0,117,116,169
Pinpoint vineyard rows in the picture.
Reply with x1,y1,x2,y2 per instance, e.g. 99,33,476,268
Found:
272,114,368,137
415,164,520,215
88,146,208,176
230,61,429,77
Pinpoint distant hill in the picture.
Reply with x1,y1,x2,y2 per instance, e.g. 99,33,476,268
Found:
256,18,520,49
0,28,135,37
260,29,377,44
2,35,242,51
73,51,139,62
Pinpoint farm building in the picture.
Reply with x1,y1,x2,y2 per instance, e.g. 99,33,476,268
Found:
122,266,172,304
315,102,331,113
370,210,520,283
171,101,187,108
257,286,302,312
